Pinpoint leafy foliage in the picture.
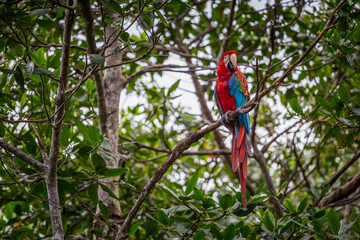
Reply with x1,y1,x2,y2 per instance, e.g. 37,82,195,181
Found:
0,0,360,239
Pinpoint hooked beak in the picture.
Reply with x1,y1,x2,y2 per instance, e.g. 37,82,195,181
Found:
226,53,237,71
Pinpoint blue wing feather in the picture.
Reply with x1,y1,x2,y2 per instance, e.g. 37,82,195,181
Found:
229,75,250,134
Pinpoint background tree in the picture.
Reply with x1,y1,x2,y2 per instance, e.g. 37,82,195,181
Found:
0,0,359,240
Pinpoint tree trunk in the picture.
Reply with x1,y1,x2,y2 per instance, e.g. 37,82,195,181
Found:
93,9,124,238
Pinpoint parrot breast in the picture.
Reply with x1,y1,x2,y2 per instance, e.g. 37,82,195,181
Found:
216,79,236,114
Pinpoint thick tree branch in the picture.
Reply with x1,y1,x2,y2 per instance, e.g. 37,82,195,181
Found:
80,0,107,135
0,139,46,171
315,150,360,206
115,1,347,237
326,150,360,188
320,172,360,207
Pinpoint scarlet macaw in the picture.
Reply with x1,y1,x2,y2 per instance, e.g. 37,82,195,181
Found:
214,50,252,207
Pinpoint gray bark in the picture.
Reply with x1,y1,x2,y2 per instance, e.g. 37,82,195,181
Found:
93,10,123,236
46,1,75,239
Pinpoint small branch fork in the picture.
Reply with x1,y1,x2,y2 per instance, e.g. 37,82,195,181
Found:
115,1,347,238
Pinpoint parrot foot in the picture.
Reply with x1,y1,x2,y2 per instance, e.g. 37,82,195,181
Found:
221,112,231,126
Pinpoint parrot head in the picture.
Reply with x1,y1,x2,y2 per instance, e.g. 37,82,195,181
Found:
223,51,237,71
217,50,238,76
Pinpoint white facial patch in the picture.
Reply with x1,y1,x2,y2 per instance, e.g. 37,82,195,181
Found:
224,54,230,66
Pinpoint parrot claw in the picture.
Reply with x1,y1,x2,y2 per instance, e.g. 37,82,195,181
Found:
221,112,231,126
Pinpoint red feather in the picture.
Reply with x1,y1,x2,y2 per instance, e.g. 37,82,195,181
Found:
216,50,251,208
232,136,238,172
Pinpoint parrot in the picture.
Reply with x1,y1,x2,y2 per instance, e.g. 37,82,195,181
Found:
214,50,252,207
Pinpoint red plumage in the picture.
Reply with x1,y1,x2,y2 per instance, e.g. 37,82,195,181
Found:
215,50,251,207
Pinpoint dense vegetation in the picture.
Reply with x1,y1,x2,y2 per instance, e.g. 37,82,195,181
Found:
0,0,359,239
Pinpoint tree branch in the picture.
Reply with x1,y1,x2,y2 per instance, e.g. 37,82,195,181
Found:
326,150,360,188
0,139,46,171
79,0,107,135
46,1,76,239
320,171,360,207
315,150,360,206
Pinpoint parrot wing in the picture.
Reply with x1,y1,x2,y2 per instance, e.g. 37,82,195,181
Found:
228,74,250,134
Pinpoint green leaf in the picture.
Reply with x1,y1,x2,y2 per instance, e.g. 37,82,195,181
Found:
99,183,119,200
156,10,169,27
20,92,27,108
320,185,330,198
314,210,326,218
159,183,179,200
88,184,98,205
0,69,17,74
247,195,268,205
192,188,203,201
338,84,350,103
29,9,49,16
88,126,101,144
284,200,296,213
263,210,276,232
278,181,288,193
107,0,123,14
167,80,180,96
312,219,322,233
129,221,141,236
297,197,309,213
102,168,128,178
210,223,222,240
223,224,236,240
24,132,37,155
289,98,303,115
156,210,170,225
98,201,109,221
14,66,24,88
352,215,360,234
75,119,91,142
193,230,206,240
316,96,332,112
219,194,233,210
202,197,216,209
91,154,106,173
60,126,70,147
327,208,340,234
89,54,105,65
232,203,257,217
254,182,265,195
145,220,159,237
185,171,199,195
240,225,251,238
120,32,130,42
323,128,333,142
33,68,53,75
58,179,77,193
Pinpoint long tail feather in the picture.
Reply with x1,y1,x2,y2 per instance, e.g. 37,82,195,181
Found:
232,135,238,172
233,125,248,207
239,160,247,207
